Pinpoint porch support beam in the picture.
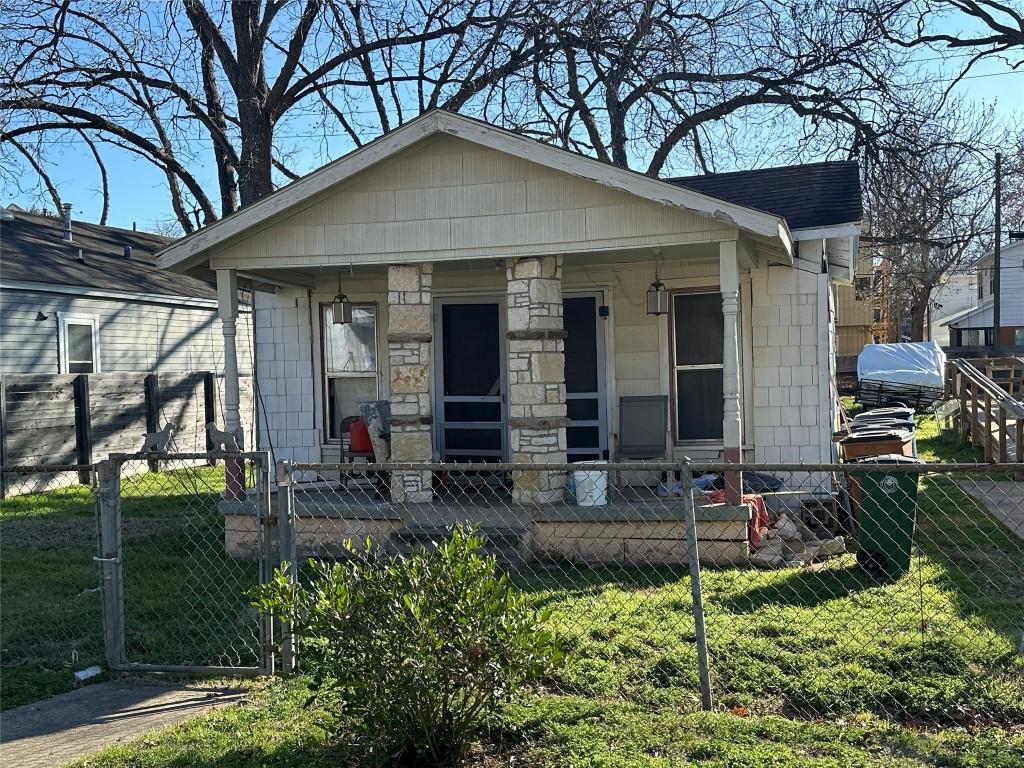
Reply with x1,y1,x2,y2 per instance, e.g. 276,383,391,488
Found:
507,255,567,504
387,263,434,503
720,241,743,504
216,268,245,500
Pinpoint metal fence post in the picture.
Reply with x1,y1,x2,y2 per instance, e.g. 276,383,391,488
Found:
680,462,713,711
96,459,125,671
276,459,298,674
255,453,276,675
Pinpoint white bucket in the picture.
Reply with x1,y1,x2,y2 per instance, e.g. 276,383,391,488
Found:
573,460,608,507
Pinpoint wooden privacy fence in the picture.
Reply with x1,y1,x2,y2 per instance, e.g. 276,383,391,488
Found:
0,371,254,497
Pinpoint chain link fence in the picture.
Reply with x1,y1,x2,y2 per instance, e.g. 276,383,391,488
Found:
278,460,1024,727
3,456,1023,727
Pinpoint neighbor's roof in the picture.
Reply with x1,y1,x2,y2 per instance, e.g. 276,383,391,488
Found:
0,208,217,301
668,161,862,231
157,109,800,271
942,302,993,329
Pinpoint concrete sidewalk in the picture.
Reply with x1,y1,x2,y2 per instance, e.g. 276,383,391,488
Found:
1,681,244,767
956,479,1024,542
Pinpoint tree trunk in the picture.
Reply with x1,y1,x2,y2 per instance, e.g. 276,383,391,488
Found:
909,287,930,341
237,114,274,206
232,1,273,207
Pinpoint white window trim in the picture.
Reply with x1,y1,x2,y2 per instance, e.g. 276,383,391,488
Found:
57,313,101,374
321,302,380,442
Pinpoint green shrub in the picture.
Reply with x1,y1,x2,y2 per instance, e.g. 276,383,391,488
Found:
252,525,562,766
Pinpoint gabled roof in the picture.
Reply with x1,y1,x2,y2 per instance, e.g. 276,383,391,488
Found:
157,109,795,271
0,208,216,301
668,161,862,231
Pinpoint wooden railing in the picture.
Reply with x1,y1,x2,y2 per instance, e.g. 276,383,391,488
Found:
946,358,1024,465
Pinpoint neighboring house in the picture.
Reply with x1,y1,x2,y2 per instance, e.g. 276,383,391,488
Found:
944,240,1024,348
0,205,252,375
156,110,861,493
929,271,976,345
835,249,875,356
0,205,254,466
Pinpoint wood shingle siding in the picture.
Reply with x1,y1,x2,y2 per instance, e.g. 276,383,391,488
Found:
209,135,738,270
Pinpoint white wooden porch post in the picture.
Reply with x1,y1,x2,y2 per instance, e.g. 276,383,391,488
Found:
216,268,245,499
720,241,743,504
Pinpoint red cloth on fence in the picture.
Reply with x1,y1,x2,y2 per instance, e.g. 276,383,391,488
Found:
703,491,770,550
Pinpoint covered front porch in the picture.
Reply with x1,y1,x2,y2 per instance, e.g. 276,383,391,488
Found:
215,237,754,506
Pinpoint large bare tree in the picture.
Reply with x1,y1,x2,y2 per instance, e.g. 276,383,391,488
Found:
1,0,546,231
863,105,1000,341
0,0,997,232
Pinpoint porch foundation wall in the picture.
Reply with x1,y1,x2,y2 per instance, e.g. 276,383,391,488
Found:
253,288,319,470
387,264,434,503
507,255,568,504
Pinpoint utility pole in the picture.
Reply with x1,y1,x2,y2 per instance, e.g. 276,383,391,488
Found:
993,152,1001,349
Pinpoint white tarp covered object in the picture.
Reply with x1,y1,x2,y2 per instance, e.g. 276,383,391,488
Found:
857,341,946,389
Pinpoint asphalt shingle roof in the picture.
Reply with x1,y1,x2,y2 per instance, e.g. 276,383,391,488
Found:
0,209,217,300
667,160,862,231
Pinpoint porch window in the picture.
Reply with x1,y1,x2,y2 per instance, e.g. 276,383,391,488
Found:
322,303,378,441
671,292,723,441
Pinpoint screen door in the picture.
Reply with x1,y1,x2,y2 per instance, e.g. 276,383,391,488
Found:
434,298,507,461
563,294,608,461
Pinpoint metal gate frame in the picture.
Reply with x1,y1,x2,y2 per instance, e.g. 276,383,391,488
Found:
97,451,276,676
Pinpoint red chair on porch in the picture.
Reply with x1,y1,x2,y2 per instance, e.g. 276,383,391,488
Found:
340,415,387,496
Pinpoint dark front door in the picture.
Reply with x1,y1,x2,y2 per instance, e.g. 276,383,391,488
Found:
434,299,506,461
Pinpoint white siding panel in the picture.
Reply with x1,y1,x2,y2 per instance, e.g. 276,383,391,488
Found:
450,209,586,250
0,289,252,376
395,182,526,220
323,219,451,255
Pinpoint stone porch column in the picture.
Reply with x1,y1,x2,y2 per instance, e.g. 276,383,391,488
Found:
216,268,245,500
720,241,743,504
506,255,567,504
386,263,433,503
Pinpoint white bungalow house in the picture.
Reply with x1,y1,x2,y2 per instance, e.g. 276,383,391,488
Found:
156,110,860,505
943,239,1024,349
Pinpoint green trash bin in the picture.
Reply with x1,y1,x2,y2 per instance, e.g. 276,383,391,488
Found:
852,454,923,578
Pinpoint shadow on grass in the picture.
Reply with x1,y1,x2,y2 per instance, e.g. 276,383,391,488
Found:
715,561,881,612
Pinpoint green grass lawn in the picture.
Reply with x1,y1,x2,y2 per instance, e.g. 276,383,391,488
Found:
8,425,1024,765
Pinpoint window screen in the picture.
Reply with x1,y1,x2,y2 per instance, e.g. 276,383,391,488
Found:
673,293,723,366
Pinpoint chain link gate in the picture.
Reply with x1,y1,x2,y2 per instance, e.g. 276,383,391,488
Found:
97,452,277,676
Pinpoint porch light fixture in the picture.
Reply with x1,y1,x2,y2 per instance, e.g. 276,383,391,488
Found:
646,253,669,315
332,273,353,325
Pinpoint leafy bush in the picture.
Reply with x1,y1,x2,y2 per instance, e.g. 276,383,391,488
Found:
252,525,562,766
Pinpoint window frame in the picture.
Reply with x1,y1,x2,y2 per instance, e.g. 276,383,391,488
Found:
319,301,379,443
57,313,100,374
669,288,724,444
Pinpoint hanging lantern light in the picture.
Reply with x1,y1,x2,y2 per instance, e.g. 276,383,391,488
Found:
646,253,669,315
332,272,353,325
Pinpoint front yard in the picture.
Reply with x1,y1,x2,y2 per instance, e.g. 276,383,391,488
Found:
4,418,1024,765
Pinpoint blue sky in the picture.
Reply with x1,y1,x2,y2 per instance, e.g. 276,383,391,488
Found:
4,26,1022,233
